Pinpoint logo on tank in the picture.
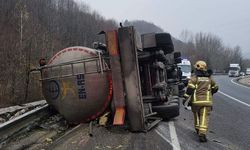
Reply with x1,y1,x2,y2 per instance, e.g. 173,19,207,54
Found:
47,80,60,99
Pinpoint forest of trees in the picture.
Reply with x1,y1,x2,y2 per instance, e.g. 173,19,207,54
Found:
0,0,249,107
0,0,117,107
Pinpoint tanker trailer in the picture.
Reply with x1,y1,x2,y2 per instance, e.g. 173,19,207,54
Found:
40,46,112,123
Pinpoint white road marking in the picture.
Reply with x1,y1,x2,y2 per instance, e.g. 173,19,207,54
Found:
155,121,181,150
231,78,250,90
169,121,181,150
155,129,172,145
218,91,250,107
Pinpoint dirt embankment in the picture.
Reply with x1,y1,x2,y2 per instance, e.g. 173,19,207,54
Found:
238,76,250,86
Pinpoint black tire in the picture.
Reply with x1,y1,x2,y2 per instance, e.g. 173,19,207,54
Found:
152,102,179,120
172,84,179,96
168,98,179,105
155,33,174,54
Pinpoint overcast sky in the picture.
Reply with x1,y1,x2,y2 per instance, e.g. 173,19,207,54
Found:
77,0,250,58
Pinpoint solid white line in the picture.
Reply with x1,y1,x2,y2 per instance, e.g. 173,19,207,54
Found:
169,121,181,150
155,129,172,144
231,78,250,90
218,91,250,107
155,123,181,150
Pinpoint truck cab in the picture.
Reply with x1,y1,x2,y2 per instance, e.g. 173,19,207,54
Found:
228,64,241,77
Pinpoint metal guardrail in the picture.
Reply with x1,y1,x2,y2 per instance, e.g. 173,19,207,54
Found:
0,105,50,144
0,100,47,115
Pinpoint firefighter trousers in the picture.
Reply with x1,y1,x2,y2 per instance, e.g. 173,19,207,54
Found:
191,106,211,135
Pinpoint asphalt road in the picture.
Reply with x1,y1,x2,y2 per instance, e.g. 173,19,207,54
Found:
49,75,250,150
155,75,250,150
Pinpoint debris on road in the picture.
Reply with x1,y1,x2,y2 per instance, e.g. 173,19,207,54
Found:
212,140,222,143
45,138,53,143
0,117,5,123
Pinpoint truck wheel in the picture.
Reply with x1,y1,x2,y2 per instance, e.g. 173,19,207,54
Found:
155,33,174,54
172,84,179,96
152,102,179,120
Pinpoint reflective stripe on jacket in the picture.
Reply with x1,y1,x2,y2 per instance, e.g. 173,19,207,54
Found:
185,75,218,106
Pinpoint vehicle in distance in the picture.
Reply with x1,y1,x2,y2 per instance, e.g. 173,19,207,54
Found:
228,63,241,77
246,68,250,75
177,58,191,85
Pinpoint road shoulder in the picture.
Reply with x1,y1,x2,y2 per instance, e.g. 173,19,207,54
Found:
237,76,250,87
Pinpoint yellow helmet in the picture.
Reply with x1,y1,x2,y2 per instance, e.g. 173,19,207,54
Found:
194,60,207,71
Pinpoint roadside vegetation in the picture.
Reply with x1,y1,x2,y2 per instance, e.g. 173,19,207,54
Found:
0,0,117,107
175,30,250,72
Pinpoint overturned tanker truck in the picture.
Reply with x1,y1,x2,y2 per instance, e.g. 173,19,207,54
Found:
37,26,184,132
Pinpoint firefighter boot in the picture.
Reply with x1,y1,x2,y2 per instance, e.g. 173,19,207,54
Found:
195,129,199,134
199,134,207,142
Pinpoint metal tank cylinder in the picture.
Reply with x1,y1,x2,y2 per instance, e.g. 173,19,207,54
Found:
41,46,112,123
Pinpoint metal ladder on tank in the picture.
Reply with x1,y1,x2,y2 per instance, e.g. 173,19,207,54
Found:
39,53,109,81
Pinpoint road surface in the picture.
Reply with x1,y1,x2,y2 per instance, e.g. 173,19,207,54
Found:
49,75,250,150
156,75,250,150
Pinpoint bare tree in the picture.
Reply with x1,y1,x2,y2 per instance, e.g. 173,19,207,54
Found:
0,0,117,107
177,30,245,72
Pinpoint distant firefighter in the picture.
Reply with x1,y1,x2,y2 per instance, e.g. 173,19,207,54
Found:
183,60,218,142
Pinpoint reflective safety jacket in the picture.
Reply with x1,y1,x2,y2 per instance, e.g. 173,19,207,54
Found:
184,74,218,106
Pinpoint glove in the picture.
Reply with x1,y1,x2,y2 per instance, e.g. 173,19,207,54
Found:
212,88,218,95
187,101,192,106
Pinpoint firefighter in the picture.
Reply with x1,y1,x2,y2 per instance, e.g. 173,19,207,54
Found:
182,60,218,142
